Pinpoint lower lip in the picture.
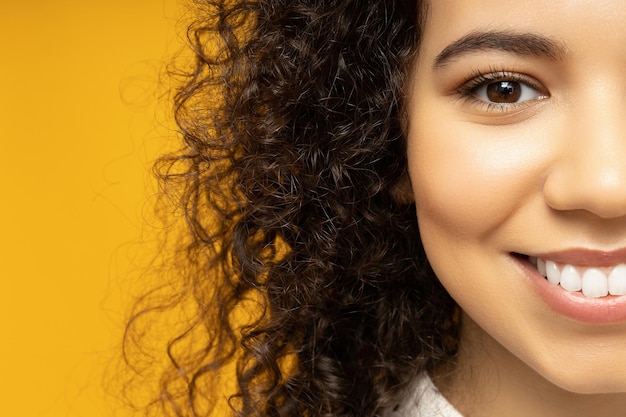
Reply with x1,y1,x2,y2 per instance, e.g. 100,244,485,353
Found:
516,255,626,324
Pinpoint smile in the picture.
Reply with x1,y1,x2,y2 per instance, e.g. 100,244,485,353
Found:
529,257,626,298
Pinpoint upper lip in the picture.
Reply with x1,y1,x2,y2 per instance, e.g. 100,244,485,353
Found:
525,248,626,267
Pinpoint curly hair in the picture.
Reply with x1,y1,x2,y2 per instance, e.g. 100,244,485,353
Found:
124,1,458,416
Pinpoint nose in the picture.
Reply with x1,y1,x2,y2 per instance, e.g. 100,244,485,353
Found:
543,89,626,219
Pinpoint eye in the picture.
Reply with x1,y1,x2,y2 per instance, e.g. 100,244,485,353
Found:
457,70,550,108
473,80,546,104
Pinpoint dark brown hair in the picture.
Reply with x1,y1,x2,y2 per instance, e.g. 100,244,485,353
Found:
125,1,458,416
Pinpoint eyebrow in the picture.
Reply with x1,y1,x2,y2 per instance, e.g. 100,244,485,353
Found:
433,30,567,69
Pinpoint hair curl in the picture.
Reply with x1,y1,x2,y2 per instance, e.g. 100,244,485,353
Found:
125,1,458,416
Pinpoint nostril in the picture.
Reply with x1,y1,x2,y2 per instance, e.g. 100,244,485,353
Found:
543,155,626,219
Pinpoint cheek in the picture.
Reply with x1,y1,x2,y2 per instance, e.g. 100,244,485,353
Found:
407,124,542,244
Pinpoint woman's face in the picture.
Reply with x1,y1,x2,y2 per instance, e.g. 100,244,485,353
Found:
407,0,626,401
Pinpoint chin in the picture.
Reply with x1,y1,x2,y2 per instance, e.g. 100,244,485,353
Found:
537,358,626,395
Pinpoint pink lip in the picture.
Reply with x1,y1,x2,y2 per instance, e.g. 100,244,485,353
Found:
530,248,626,267
516,253,626,324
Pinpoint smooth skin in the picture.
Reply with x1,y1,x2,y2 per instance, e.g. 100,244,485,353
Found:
406,1,626,416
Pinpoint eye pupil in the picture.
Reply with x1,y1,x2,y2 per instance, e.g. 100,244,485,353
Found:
486,81,521,103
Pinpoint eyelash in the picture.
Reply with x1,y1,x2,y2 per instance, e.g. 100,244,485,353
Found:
455,68,547,111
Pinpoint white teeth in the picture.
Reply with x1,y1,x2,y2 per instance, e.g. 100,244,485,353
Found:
530,257,626,298
608,265,626,295
537,258,546,277
560,265,582,292
581,268,608,298
546,260,560,285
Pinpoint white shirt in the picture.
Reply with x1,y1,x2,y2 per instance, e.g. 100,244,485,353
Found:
385,373,463,417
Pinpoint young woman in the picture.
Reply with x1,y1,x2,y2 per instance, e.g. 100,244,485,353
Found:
126,1,626,416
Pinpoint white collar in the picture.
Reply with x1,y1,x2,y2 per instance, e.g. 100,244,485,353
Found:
386,373,463,417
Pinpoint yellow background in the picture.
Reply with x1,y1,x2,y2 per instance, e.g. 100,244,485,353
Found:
1,1,182,415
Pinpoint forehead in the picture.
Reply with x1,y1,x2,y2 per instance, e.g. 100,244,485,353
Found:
418,0,626,59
